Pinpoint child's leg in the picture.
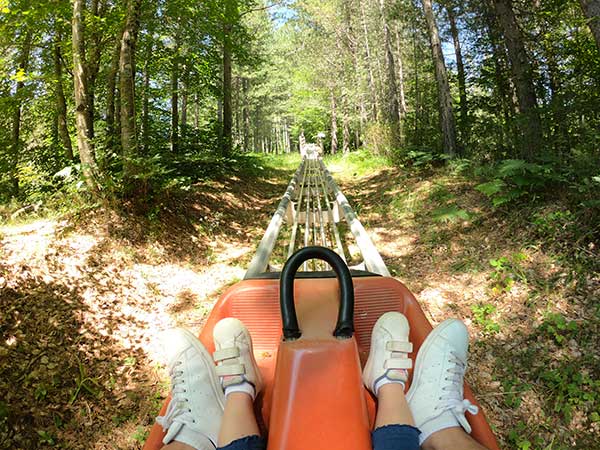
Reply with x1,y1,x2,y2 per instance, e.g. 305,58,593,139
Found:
363,312,421,450
218,392,261,447
213,318,266,450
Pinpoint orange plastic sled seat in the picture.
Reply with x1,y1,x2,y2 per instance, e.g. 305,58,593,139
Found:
144,248,499,450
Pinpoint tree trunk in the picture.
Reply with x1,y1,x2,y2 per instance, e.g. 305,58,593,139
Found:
446,5,468,142
120,0,143,182
412,21,421,144
580,0,600,52
171,52,179,153
493,0,542,159
181,61,189,139
242,77,250,152
422,0,457,157
53,33,74,161
359,0,379,121
343,112,350,154
141,44,151,153
222,28,233,155
393,24,408,116
106,29,123,150
330,92,338,154
86,0,106,141
9,32,33,195
378,0,401,137
194,92,200,130
72,0,101,194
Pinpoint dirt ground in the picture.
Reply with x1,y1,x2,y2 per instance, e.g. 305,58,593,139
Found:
1,158,598,449
0,168,291,449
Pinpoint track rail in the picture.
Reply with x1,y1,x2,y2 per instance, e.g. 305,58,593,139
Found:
244,151,390,279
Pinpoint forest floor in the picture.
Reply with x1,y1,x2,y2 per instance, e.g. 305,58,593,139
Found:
1,152,598,449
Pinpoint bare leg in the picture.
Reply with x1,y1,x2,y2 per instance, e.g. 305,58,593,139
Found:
218,392,261,447
422,427,487,450
375,383,415,428
162,442,194,450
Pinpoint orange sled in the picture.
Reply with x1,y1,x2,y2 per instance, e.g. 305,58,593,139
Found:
144,247,499,450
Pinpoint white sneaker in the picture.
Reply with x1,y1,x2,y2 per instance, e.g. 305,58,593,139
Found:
406,319,479,444
362,312,413,395
156,328,225,450
213,318,264,398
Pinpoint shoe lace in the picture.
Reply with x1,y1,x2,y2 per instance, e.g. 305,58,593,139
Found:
435,351,479,433
156,361,196,438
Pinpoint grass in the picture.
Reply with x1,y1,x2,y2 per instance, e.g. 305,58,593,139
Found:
324,149,392,179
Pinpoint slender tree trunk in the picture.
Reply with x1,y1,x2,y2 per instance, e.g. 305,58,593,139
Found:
171,52,179,153
86,0,105,141
222,30,233,155
378,0,401,144
343,112,350,154
242,77,250,152
194,92,200,130
393,24,408,116
422,0,457,157
120,0,143,183
580,0,600,52
359,0,379,121
53,33,74,161
483,0,514,148
106,29,123,149
412,21,421,144
181,61,189,139
330,91,338,154
141,44,151,153
72,0,101,194
9,32,33,195
446,5,468,143
493,0,542,159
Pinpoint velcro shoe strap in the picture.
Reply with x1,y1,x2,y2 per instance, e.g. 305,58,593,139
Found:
384,358,412,370
386,341,413,353
216,363,245,377
213,347,240,362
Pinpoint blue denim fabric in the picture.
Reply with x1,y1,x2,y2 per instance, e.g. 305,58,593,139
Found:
216,424,420,450
372,424,421,450
217,435,267,450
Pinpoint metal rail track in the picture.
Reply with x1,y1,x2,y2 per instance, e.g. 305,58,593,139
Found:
244,150,390,279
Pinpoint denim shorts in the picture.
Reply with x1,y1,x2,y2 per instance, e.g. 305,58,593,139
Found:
217,424,421,450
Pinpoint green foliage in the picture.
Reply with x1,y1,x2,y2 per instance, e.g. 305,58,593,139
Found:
538,364,600,422
36,430,55,446
539,313,578,345
489,252,527,293
325,148,390,178
69,358,101,405
132,426,149,443
507,421,537,450
432,205,471,223
475,160,560,207
471,303,500,334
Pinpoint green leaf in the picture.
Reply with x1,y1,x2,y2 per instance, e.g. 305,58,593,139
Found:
498,159,528,176
476,179,505,196
11,68,27,82
0,401,8,419
432,206,471,223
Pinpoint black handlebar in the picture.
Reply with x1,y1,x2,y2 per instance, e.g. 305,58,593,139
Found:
280,246,354,340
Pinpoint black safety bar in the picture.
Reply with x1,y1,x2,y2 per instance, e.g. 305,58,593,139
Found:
280,246,354,340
